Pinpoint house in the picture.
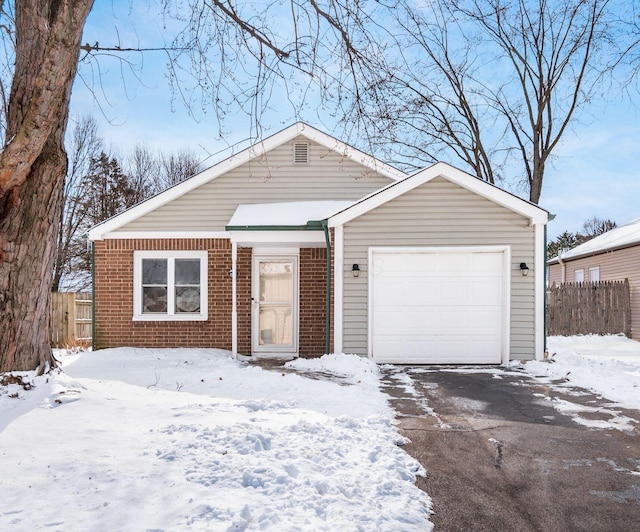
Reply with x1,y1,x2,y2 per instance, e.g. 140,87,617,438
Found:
547,218,640,339
88,122,549,364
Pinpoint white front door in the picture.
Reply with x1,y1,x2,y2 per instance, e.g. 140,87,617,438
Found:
252,255,299,354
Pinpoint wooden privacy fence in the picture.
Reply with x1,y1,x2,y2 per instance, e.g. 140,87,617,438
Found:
50,292,92,347
546,280,631,337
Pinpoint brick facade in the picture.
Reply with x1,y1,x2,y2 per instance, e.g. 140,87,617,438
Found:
93,238,331,356
299,248,328,355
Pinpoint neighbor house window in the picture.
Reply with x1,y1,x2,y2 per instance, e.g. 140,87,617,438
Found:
133,250,208,321
574,269,584,282
589,266,600,282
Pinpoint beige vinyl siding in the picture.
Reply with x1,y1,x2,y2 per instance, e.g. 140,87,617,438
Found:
118,137,393,232
342,177,537,359
547,245,640,339
547,262,563,284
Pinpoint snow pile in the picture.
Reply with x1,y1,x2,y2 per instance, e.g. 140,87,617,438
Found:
522,335,640,410
0,348,432,531
286,353,381,385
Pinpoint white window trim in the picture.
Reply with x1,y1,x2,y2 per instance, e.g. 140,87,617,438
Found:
133,250,208,321
589,266,600,282
574,269,584,283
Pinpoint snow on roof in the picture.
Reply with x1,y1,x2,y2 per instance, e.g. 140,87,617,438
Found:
227,200,355,228
559,218,640,261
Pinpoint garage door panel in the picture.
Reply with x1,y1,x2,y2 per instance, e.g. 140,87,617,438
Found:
373,340,502,365
371,249,506,364
471,281,502,302
471,252,502,270
373,308,441,333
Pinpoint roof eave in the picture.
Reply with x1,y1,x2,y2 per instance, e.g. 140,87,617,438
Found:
557,240,640,263
328,162,548,227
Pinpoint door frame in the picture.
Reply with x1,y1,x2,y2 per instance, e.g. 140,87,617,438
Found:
251,249,300,355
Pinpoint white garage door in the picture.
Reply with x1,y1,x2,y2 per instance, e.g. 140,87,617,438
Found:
370,248,507,364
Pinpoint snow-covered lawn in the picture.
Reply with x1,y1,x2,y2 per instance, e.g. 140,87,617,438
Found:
0,349,432,531
522,335,640,411
1,335,639,530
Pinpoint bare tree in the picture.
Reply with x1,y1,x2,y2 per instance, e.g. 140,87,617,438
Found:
359,0,613,203
52,115,103,292
126,144,160,202
547,216,616,259
609,1,640,89
56,137,190,291
0,1,384,372
577,216,616,243
159,149,202,189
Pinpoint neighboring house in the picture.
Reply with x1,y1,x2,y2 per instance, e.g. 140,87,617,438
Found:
88,122,549,364
547,218,640,339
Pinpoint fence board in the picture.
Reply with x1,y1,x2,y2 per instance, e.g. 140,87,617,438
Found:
50,292,92,347
546,280,631,337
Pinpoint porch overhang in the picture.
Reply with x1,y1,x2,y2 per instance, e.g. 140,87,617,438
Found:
226,228,327,248
226,201,351,248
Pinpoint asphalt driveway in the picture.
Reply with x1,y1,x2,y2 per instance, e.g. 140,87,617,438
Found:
381,366,640,532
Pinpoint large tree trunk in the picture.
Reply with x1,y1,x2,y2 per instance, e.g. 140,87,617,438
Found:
0,0,93,372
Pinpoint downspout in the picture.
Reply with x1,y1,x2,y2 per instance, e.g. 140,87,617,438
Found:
558,256,566,283
321,220,332,355
544,214,556,360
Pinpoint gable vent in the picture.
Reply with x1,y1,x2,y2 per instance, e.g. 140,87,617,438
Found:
293,142,309,164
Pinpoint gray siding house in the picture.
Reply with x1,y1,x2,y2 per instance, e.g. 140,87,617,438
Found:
89,123,549,363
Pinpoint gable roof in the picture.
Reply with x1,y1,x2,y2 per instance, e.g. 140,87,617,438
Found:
548,218,640,264
88,122,405,241
328,161,548,227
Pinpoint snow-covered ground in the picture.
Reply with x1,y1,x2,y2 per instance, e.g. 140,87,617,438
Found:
1,335,639,530
0,348,432,531
522,335,640,411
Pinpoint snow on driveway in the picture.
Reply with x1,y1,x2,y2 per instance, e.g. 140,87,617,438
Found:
0,349,432,531
522,335,640,411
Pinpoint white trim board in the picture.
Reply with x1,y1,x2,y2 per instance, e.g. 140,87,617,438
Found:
100,231,231,240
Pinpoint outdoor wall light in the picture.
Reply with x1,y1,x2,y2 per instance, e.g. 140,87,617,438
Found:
520,262,529,276
352,264,360,277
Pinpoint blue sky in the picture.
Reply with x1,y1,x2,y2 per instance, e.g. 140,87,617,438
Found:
71,2,640,240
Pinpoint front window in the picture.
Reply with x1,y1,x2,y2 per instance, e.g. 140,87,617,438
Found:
142,258,168,313
134,251,207,321
175,259,201,313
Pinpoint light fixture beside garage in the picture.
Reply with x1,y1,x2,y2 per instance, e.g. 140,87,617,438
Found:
520,262,530,276
352,264,360,277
